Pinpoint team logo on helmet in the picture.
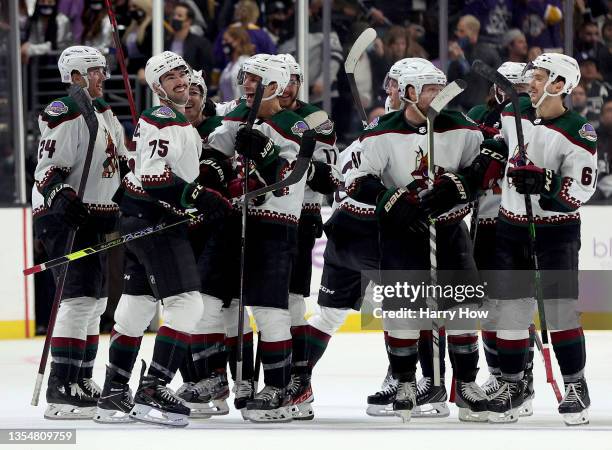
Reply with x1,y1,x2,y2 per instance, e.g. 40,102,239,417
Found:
579,123,597,142
152,105,177,119
364,117,380,130
45,101,68,117
291,120,309,136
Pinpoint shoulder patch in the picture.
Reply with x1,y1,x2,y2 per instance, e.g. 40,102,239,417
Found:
579,123,597,142
291,120,309,136
364,116,380,130
313,118,334,135
152,106,176,119
45,100,69,117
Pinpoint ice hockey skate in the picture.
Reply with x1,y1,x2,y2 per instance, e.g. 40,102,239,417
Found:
94,367,135,424
454,380,488,422
287,374,314,420
366,368,397,417
393,379,417,423
178,372,229,417
44,375,97,420
487,379,525,424
412,377,450,418
559,377,590,426
245,386,292,423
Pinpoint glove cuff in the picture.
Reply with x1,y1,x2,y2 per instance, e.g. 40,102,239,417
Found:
181,182,203,209
441,172,470,202
539,169,561,198
45,183,73,208
376,187,406,217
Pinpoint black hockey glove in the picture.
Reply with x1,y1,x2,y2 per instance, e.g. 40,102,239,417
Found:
183,183,232,222
203,98,217,118
235,126,279,167
198,156,233,191
471,137,509,190
45,183,90,228
420,172,470,218
507,165,557,195
376,187,423,233
299,213,324,240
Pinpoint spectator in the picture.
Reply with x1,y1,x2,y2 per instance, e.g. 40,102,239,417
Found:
166,2,214,80
463,0,513,46
58,0,84,43
513,0,563,51
369,26,410,103
578,56,611,128
361,0,426,27
570,83,589,119
213,0,277,72
502,28,528,62
447,14,501,110
406,23,429,59
19,0,29,42
81,0,113,53
122,0,153,84
591,98,612,202
21,0,73,63
575,21,612,82
218,27,254,102
264,0,294,46
527,45,543,61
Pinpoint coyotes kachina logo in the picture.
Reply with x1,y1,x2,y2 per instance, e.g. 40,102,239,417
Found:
508,142,531,167
102,129,119,178
410,146,444,190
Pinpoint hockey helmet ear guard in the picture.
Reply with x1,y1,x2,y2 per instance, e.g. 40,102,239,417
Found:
524,53,581,108
145,51,192,106
58,45,110,88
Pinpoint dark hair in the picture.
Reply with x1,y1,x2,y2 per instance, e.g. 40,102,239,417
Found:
27,0,59,50
175,2,195,21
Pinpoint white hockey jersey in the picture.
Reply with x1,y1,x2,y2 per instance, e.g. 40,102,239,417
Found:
345,109,483,224
206,102,308,224
33,96,128,219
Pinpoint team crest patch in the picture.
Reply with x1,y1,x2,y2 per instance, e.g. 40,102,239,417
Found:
579,123,597,142
364,117,380,130
313,119,334,135
291,120,309,136
45,101,68,117
152,106,176,119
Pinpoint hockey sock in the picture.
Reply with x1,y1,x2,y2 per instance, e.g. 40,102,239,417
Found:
384,332,418,382
497,337,529,381
527,324,536,372
79,334,99,379
191,333,227,379
108,328,142,384
550,328,586,382
178,344,198,383
147,326,190,383
290,325,309,375
259,338,292,388
447,334,479,382
50,337,85,383
481,330,500,375
418,329,447,378
304,325,332,375
226,332,254,380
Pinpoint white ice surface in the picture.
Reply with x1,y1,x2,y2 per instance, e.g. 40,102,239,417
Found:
1,332,611,450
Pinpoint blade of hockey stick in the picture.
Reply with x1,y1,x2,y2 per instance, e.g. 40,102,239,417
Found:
427,79,467,119
345,28,377,127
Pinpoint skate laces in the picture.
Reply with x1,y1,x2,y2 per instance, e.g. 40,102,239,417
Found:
417,377,431,397
156,385,183,405
397,381,416,401
562,382,585,407
193,375,221,395
491,381,518,403
256,385,281,401
459,381,486,402
69,382,87,398
234,380,253,398
482,374,500,394
82,378,102,396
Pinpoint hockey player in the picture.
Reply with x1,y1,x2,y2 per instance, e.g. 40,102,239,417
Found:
33,45,127,419
202,53,323,422
94,51,231,427
344,59,489,422
467,62,537,417
273,54,341,420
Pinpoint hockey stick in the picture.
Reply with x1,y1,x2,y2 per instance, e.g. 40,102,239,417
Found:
469,197,480,249
471,60,562,403
533,329,563,401
426,80,467,388
31,85,99,406
345,28,377,128
236,81,265,386
104,0,138,125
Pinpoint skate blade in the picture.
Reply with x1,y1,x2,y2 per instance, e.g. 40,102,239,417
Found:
366,404,395,417
93,407,134,424
247,406,293,423
519,398,533,417
44,404,95,420
563,410,589,426
394,409,413,423
183,399,229,418
488,408,519,424
289,402,314,420
130,403,189,427
458,407,489,422
413,402,450,418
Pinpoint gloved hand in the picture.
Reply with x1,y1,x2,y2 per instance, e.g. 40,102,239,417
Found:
227,175,267,206
507,165,556,195
203,98,217,118
199,156,232,191
477,137,508,189
184,183,232,222
420,171,470,218
45,183,90,228
235,126,278,167
300,213,324,239
376,187,423,232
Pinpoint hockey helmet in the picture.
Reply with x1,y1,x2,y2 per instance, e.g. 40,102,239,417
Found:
145,51,191,103
190,69,208,103
237,53,291,96
397,59,447,104
494,61,533,104
278,53,303,84
525,53,581,107
58,46,109,85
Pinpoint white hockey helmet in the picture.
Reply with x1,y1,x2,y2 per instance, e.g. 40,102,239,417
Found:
58,45,109,85
397,59,447,104
383,57,430,89
238,53,291,97
278,53,303,83
526,53,581,107
494,61,533,104
190,69,208,103
145,51,191,102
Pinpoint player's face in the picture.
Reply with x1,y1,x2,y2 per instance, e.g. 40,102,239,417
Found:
385,78,401,110
160,67,190,104
86,66,107,98
279,75,300,109
418,84,445,111
242,72,262,107
185,85,203,123
529,68,549,105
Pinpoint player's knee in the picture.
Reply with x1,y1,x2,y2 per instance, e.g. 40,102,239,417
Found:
86,297,108,335
163,291,203,333
387,329,420,340
55,296,97,338
308,306,348,335
114,294,157,337
193,294,225,334
544,298,580,330
252,306,291,341
288,293,307,326
497,329,530,340
496,297,536,330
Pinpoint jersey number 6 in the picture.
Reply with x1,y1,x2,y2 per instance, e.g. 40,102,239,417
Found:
149,139,169,158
